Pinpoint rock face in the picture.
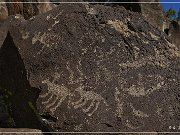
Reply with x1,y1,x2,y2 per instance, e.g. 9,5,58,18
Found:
3,0,166,30
139,0,166,30
0,0,8,22
1,3,180,132
54,0,166,30
0,23,7,48
5,0,56,20
0,31,52,131
168,21,180,50
108,0,166,30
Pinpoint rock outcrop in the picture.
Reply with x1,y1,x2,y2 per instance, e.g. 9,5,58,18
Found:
5,0,56,20
0,0,8,22
52,0,166,30
2,0,166,30
168,21,180,50
1,2,180,132
0,31,52,132
139,0,167,30
109,0,166,30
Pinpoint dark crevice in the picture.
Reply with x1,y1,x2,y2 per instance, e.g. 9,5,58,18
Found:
101,123,113,127
122,37,134,58
127,22,137,32
164,28,169,35
40,113,57,123
0,32,52,133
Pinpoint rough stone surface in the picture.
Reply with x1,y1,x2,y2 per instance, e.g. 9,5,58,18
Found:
0,31,53,132
140,1,166,30
2,0,166,30
0,0,8,22
168,21,180,50
1,3,180,132
0,22,8,48
5,0,56,20
52,0,166,30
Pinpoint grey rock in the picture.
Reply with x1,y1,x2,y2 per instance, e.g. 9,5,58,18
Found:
52,0,166,30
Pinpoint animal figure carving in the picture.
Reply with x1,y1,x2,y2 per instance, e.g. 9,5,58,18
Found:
72,85,108,116
40,73,70,114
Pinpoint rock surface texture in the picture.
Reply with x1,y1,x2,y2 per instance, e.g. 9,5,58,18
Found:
53,0,166,30
0,0,8,22
168,21,180,50
139,0,166,31
1,3,180,132
5,0,56,20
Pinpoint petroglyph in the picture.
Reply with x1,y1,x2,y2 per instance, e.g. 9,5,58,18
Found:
107,20,130,37
114,87,124,118
130,103,149,118
72,85,108,116
40,73,71,114
125,119,144,130
119,48,170,69
74,124,83,131
76,59,84,79
133,46,140,60
114,74,165,129
149,32,159,40
168,105,174,117
125,74,165,97
154,48,170,68
46,12,62,21
32,32,61,54
46,12,62,31
66,59,84,84
52,20,59,27
66,61,78,84
21,31,30,40
126,85,146,97
84,4,97,15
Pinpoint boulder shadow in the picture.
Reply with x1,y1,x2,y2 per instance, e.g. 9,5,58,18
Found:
0,32,52,132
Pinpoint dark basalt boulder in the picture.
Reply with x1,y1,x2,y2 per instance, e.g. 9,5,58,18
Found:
0,31,52,132
52,0,166,30
168,21,180,50
1,3,180,132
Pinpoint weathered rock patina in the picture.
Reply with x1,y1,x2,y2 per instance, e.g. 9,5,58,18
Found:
0,0,8,22
1,3,180,132
53,0,166,30
168,21,180,50
5,0,56,20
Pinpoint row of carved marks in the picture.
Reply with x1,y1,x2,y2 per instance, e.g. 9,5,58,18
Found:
114,73,167,130
39,72,108,117
31,31,62,55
